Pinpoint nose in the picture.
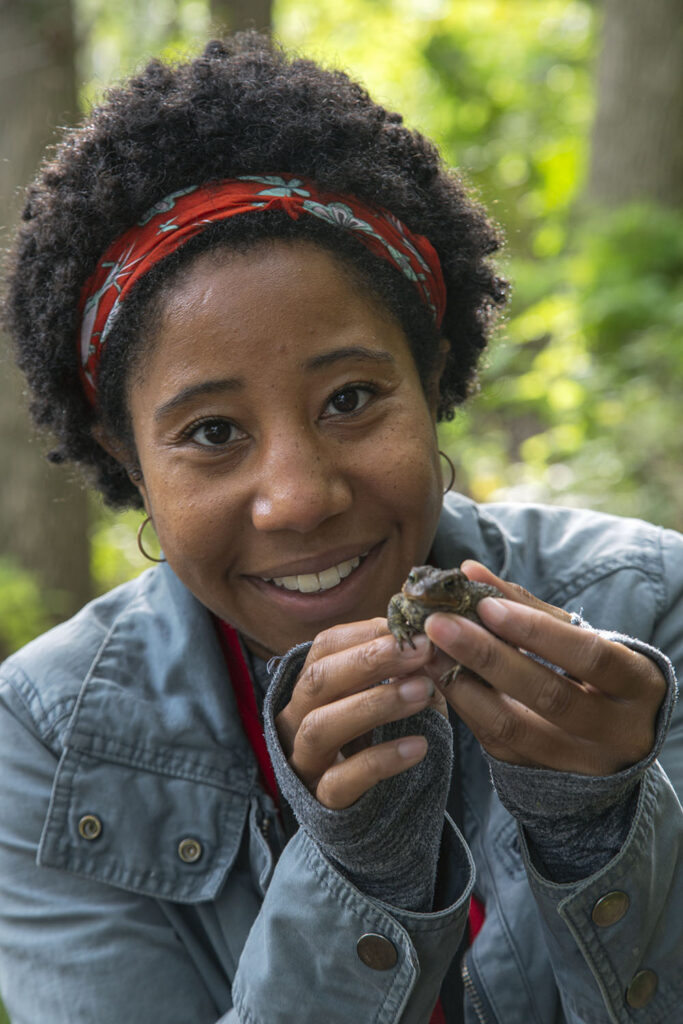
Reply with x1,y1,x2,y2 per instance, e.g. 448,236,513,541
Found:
250,431,353,534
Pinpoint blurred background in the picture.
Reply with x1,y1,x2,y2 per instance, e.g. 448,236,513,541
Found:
1,0,682,670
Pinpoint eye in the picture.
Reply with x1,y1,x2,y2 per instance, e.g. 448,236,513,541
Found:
323,384,376,418
187,418,244,447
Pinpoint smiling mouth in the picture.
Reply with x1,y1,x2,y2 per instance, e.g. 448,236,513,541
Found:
260,551,370,594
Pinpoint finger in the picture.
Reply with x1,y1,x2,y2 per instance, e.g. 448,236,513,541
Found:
290,631,433,723
461,560,572,624
315,735,428,809
474,598,664,700
305,618,390,663
427,611,605,738
290,676,437,783
441,671,608,773
426,608,664,770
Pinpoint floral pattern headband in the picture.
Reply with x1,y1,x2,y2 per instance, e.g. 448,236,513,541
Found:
78,174,447,405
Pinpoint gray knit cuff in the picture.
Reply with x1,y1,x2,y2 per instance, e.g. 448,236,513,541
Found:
263,643,453,912
487,629,677,882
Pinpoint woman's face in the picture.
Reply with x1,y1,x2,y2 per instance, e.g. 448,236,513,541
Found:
127,241,445,659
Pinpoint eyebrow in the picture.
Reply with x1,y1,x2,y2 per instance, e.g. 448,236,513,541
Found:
153,348,395,421
154,378,243,421
304,346,396,371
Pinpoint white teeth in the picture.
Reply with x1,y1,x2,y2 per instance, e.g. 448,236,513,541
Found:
318,566,341,589
338,556,360,579
297,573,321,594
267,552,367,593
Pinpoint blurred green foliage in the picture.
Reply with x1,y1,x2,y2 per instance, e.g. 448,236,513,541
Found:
0,559,67,661
89,502,150,593
2,0,681,659
444,203,683,527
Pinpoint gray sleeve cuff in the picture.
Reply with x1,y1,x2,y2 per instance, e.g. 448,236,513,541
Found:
263,642,454,912
487,628,677,882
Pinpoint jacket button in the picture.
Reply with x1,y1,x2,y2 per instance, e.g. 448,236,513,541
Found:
591,891,630,927
177,837,203,863
626,969,658,1008
78,814,102,840
356,933,398,971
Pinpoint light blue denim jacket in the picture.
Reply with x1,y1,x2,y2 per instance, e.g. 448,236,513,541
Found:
0,494,681,1023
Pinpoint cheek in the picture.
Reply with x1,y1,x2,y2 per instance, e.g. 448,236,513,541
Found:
366,415,442,518
140,467,236,563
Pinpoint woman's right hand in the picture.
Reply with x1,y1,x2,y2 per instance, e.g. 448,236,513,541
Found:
275,619,447,809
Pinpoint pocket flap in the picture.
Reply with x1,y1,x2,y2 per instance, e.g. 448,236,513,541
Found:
39,747,250,903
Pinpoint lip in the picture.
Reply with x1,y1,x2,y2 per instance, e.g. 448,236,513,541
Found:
247,541,381,581
245,540,386,622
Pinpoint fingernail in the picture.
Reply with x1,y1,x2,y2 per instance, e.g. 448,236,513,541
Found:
397,736,428,761
479,597,506,624
398,678,435,702
401,634,431,656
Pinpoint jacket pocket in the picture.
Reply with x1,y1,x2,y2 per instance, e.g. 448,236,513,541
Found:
38,746,250,902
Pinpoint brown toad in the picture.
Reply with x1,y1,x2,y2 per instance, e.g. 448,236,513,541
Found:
388,566,502,683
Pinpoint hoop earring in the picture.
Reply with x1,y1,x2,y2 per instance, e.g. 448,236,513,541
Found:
137,516,166,563
439,450,455,494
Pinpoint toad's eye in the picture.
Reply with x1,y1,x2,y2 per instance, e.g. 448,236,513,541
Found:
189,419,242,447
323,384,375,417
407,571,418,583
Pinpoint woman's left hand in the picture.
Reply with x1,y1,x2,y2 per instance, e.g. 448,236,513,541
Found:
424,561,668,776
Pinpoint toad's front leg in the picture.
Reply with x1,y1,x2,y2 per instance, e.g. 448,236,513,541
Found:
387,594,421,650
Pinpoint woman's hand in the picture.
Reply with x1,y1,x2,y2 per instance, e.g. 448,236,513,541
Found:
424,561,667,776
275,618,447,809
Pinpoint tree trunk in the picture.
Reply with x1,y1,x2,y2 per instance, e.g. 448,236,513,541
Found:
588,0,683,205
210,0,273,35
0,0,91,629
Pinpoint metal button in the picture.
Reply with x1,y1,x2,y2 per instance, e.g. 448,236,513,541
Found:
592,891,630,927
78,814,102,840
356,933,398,971
177,837,203,863
626,969,658,1008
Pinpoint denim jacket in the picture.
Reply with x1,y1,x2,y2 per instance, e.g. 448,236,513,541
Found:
0,494,681,1023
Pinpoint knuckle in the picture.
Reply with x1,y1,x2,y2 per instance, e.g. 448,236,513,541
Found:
296,708,325,751
300,658,326,702
358,743,385,781
357,683,387,717
512,610,540,650
583,633,616,679
470,636,500,677
369,616,392,637
309,631,334,663
508,581,536,605
356,635,391,676
535,673,574,718
481,707,519,749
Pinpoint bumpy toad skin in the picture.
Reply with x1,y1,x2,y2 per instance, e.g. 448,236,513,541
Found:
388,567,502,685
388,566,503,648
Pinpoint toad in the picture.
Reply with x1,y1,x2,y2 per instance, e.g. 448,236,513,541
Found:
388,565,502,684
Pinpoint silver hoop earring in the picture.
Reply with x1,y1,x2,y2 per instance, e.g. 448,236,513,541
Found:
137,516,166,563
439,450,455,495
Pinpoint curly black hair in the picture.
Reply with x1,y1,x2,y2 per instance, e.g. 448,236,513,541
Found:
5,33,506,509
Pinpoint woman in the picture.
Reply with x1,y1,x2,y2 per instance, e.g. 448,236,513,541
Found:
1,34,681,1024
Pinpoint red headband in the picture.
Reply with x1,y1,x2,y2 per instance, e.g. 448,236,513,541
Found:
78,174,446,404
